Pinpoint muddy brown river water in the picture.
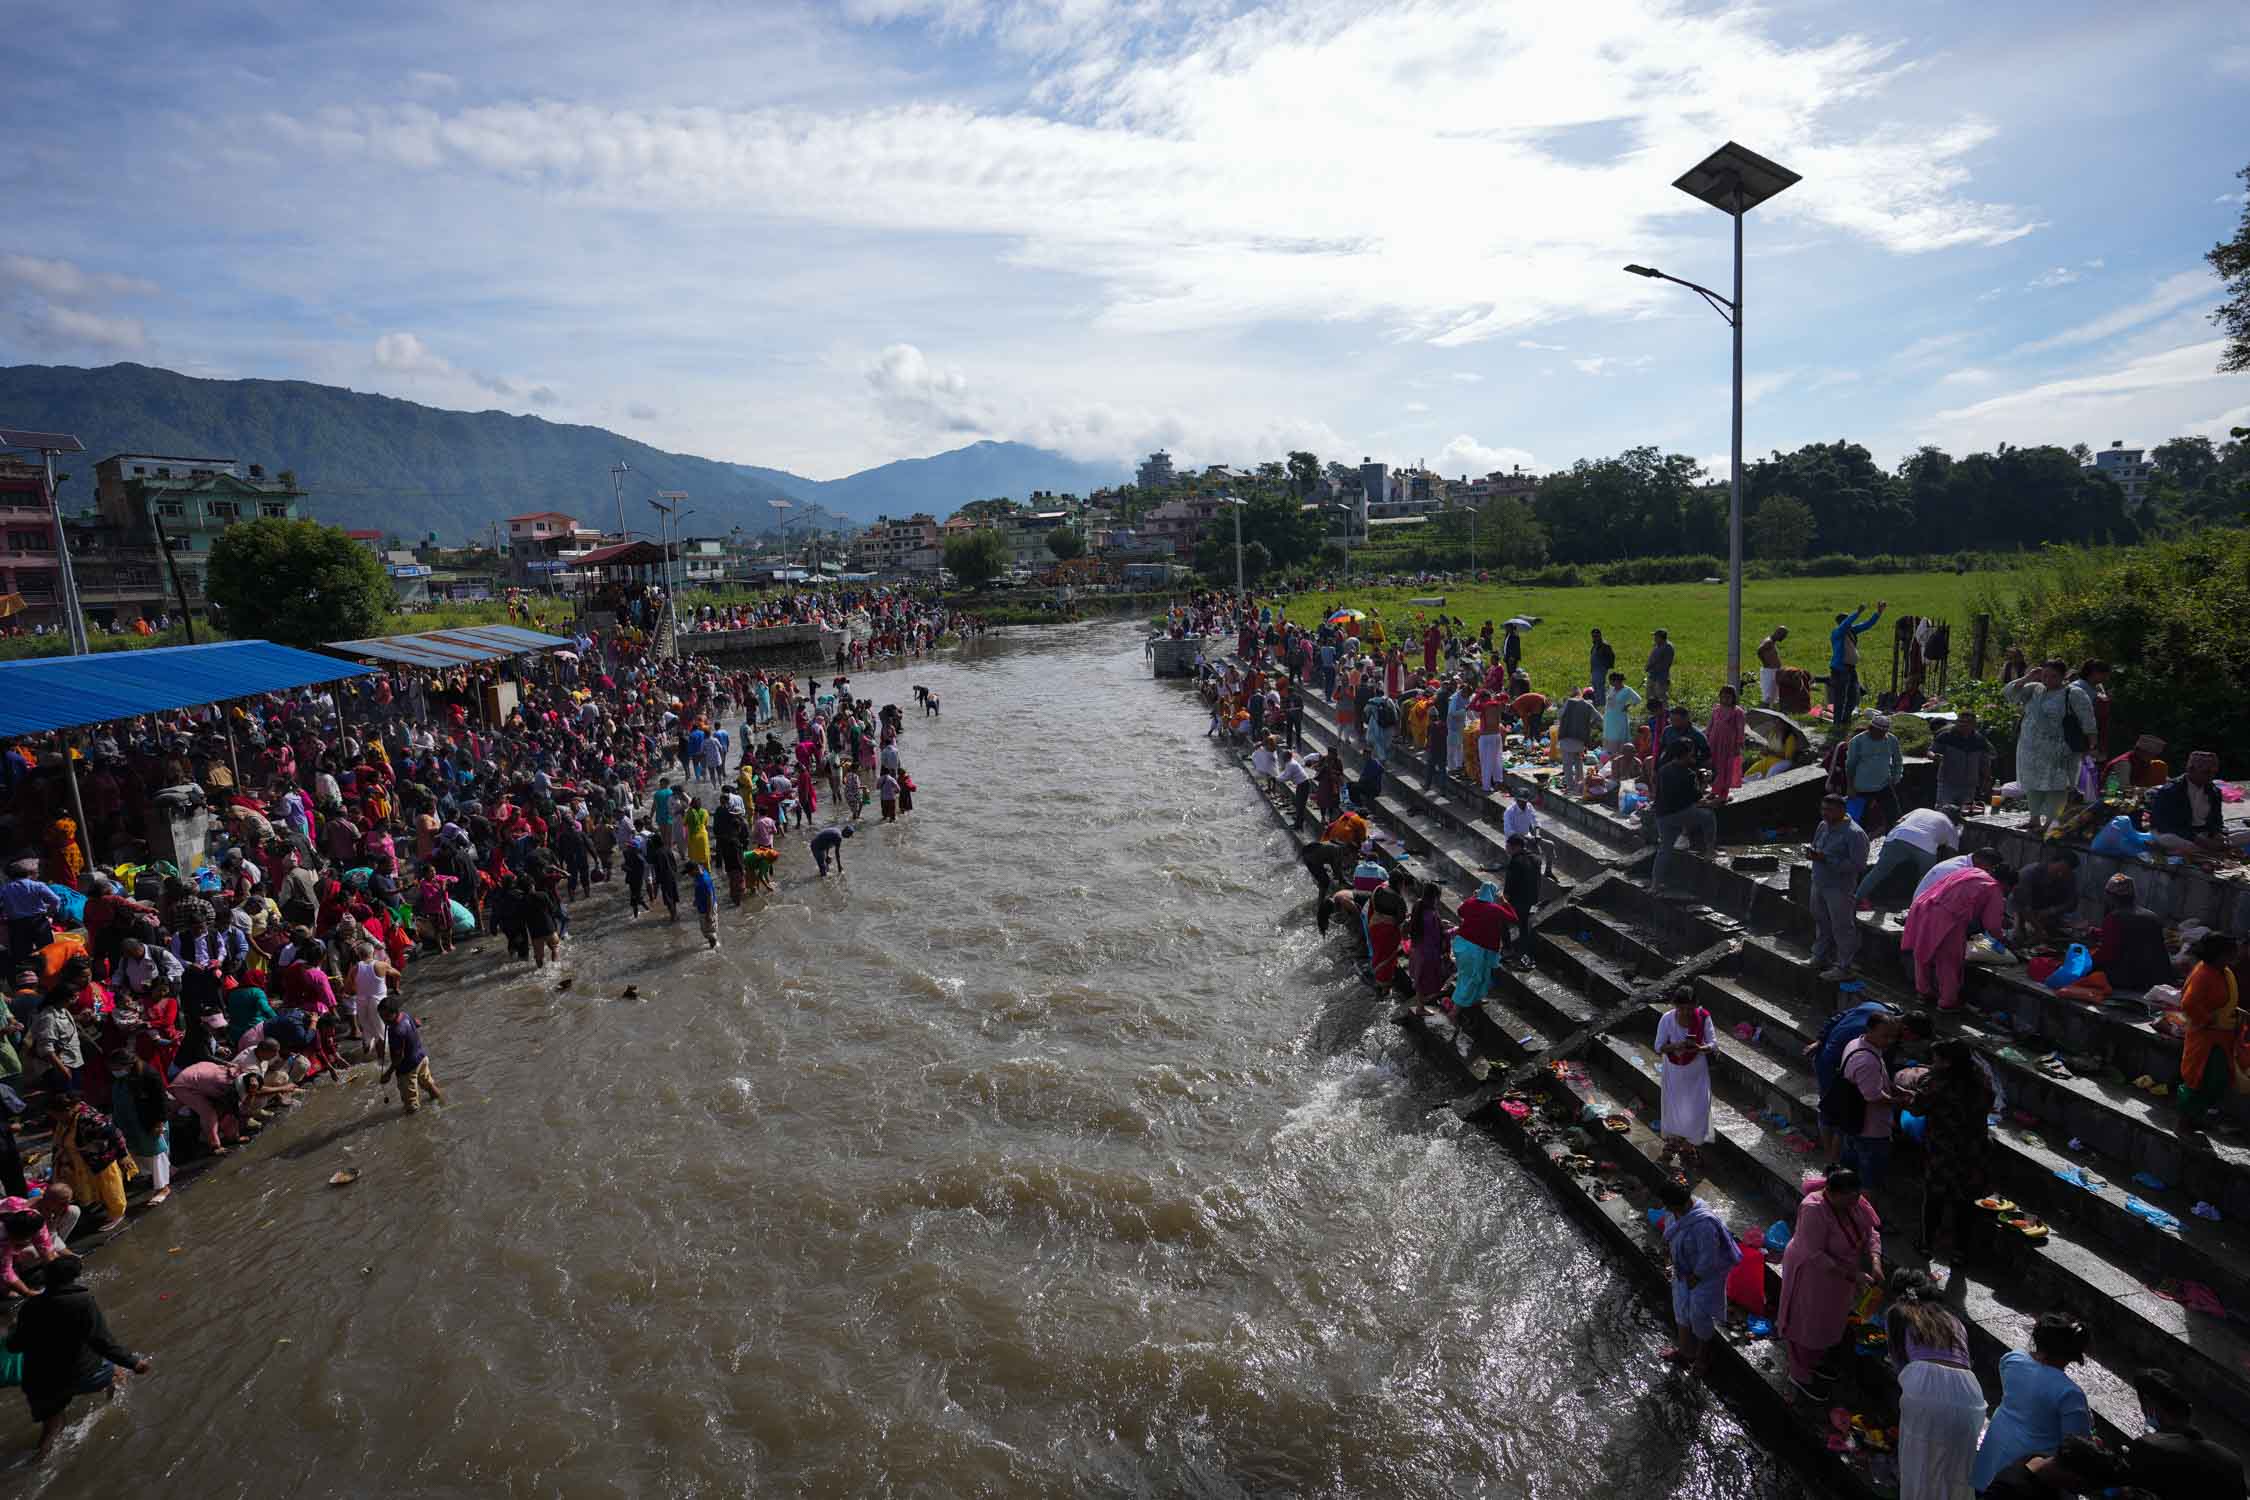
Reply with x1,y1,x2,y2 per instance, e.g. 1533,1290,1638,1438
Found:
31,620,1804,1499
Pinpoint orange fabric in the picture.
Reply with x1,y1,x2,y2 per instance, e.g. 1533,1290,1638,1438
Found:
2180,962,2240,1091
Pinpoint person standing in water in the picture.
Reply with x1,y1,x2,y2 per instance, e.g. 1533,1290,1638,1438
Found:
691,862,720,949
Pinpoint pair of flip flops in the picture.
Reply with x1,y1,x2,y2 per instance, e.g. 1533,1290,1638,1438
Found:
2131,1074,2173,1098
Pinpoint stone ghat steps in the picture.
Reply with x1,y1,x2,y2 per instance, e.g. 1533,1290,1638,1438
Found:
1595,981,2250,1449
1201,687,1899,1496
1725,936,2250,1281
1287,705,1618,891
1702,938,2250,1377
1582,1023,2167,1450
1243,665,1636,882
1775,862,2224,1104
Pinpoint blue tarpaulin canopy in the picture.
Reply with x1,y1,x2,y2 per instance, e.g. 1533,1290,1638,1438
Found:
0,640,378,739
324,623,573,670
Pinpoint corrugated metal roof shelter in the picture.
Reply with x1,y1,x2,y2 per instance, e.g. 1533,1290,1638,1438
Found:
0,640,376,738
573,540,671,569
324,623,573,670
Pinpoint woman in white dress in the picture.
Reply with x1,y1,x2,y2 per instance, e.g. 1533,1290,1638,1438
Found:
1655,987,1716,1173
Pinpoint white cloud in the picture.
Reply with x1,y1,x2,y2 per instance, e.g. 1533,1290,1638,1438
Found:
2015,270,2212,354
1516,339,1565,352
373,330,451,375
1932,340,2234,437
369,331,522,399
1573,355,1652,376
1895,331,1972,367
407,70,460,94
263,2,2033,350
17,303,147,352
2025,266,2080,290
2218,191,2250,206
1449,373,1485,383
0,253,158,302
1403,400,1429,413
1745,368,1798,404
1809,370,1862,390
1435,434,1538,477
1938,367,1996,385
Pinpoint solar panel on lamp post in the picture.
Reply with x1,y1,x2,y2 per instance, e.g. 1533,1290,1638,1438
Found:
1623,141,1799,691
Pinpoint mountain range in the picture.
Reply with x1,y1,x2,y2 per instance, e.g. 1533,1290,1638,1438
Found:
0,362,1129,544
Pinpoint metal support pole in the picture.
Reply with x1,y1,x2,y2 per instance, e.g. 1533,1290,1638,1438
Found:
43,451,88,655
1727,187,1745,691
61,734,95,875
1233,502,1244,600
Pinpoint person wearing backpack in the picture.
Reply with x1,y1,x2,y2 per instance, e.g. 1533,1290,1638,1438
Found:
2003,659,2096,837
1828,1012,1912,1189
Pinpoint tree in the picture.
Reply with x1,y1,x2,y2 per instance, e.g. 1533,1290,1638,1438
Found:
942,528,1010,591
205,517,391,646
1044,525,1084,561
2210,162,2250,372
1287,450,1322,499
1240,540,1272,583
1747,494,1818,559
2152,435,2219,494
1474,496,1550,569
954,497,1022,524
2068,442,2093,464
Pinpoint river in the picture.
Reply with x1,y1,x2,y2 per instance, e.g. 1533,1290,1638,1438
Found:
34,620,1804,1498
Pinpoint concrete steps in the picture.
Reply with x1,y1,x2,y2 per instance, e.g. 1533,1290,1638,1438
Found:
1657,931,2250,1445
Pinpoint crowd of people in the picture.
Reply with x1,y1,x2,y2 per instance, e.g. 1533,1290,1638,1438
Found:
0,582,959,1453
1182,586,2245,1500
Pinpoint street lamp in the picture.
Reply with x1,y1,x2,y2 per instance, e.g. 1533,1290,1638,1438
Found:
1218,496,1247,600
609,462,630,538
648,490,690,654
1624,140,1798,689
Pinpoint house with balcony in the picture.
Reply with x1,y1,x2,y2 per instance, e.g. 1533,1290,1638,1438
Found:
504,511,607,586
79,453,308,620
0,458,59,626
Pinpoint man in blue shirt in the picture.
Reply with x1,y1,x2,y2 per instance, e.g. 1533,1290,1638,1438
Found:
2,863,61,971
1827,599,1886,728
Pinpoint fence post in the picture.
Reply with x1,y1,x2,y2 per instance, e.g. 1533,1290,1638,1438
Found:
1969,613,1991,679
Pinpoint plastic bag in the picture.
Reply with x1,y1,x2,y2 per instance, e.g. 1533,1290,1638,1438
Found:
1725,1245,1769,1315
2090,815,2159,861
1763,1218,1791,1251
2040,943,2093,991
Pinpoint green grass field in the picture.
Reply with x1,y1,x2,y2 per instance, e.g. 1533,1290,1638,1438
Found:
1275,569,1996,711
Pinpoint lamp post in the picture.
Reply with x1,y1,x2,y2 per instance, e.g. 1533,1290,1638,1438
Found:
609,462,630,538
1624,141,1799,689
649,490,689,655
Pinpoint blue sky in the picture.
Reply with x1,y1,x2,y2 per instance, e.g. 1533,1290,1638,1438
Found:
2,0,2246,482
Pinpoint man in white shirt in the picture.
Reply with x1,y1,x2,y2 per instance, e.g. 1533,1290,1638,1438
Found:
1858,805,1962,907
350,944,396,1062
1501,789,1554,877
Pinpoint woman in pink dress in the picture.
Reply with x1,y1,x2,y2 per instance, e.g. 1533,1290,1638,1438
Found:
1706,684,1748,798
1900,862,2015,1010
1775,1168,1882,1396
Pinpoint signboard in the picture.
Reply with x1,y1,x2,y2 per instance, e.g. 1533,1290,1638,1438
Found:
525,559,568,574
388,563,432,578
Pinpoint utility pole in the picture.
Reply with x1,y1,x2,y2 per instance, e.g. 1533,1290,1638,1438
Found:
610,462,630,537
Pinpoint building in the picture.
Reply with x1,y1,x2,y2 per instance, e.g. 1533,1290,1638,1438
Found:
856,513,941,574
77,453,308,620
678,536,730,585
1136,450,1177,492
1453,467,1541,507
1000,510,1075,570
504,511,605,586
0,458,59,626
2087,440,2153,508
382,549,433,607
1142,494,1233,552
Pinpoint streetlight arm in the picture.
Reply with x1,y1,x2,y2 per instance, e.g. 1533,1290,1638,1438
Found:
1623,264,1736,325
